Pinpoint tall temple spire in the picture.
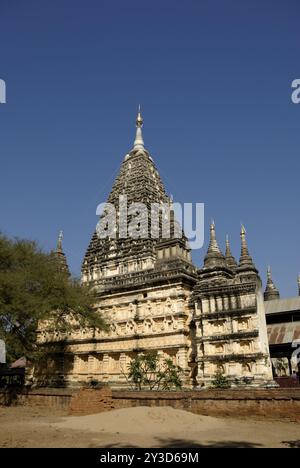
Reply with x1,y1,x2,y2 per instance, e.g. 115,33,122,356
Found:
237,225,258,275
240,225,248,257
264,266,280,301
54,230,69,275
133,105,145,150
83,109,194,284
208,220,223,254
297,275,300,296
225,235,238,271
203,221,226,269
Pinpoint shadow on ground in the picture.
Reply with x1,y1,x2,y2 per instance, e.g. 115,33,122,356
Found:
282,440,300,448
98,438,263,448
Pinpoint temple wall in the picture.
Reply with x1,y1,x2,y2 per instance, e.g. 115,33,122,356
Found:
194,285,274,387
35,281,195,387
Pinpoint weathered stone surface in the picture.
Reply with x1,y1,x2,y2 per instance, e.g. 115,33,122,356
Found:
35,112,274,389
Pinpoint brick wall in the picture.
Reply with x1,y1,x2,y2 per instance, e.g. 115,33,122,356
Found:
2,387,300,422
111,389,300,422
0,387,76,409
68,387,300,421
68,387,114,415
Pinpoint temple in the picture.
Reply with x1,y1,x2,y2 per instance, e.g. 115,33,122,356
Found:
193,223,273,387
36,109,300,388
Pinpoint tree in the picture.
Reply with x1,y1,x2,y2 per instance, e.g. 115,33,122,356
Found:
211,370,231,389
125,352,183,390
0,233,107,363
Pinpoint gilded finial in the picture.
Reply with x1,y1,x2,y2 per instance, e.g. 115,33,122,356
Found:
133,105,145,150
210,220,216,239
240,225,248,251
136,104,143,128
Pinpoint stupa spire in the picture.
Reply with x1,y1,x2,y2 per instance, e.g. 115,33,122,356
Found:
203,220,226,269
264,266,280,301
238,225,257,273
208,220,221,253
133,105,145,150
240,225,249,257
225,235,238,271
297,275,300,296
54,230,69,275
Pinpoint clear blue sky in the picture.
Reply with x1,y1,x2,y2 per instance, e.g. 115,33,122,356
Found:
0,0,299,297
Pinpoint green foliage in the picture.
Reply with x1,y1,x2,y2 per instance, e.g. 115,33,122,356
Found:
0,233,107,363
126,352,183,391
211,370,231,389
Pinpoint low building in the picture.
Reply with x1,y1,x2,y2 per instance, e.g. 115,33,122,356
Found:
265,294,300,378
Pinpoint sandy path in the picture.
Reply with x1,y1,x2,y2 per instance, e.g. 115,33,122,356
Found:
0,405,299,448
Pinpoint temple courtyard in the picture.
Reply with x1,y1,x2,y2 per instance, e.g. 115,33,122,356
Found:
0,405,299,448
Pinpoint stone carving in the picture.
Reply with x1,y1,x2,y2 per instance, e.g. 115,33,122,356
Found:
35,111,274,390
125,320,136,335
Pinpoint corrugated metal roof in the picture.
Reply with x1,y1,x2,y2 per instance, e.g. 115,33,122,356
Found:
264,296,300,315
267,322,300,345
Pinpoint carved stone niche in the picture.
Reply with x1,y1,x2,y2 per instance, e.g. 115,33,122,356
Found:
241,362,252,376
75,354,89,373
163,315,175,331
165,297,173,312
212,320,226,334
214,343,225,354
214,363,225,374
125,320,136,335
108,353,121,373
237,317,249,331
240,340,251,353
143,318,153,333
110,323,120,336
93,354,104,372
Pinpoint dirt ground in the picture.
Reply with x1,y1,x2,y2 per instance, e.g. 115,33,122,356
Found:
0,405,299,448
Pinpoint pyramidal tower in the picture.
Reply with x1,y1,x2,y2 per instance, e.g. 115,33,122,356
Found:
264,266,280,301
193,222,274,387
72,109,197,387
37,109,274,389
82,108,194,287
54,230,70,275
